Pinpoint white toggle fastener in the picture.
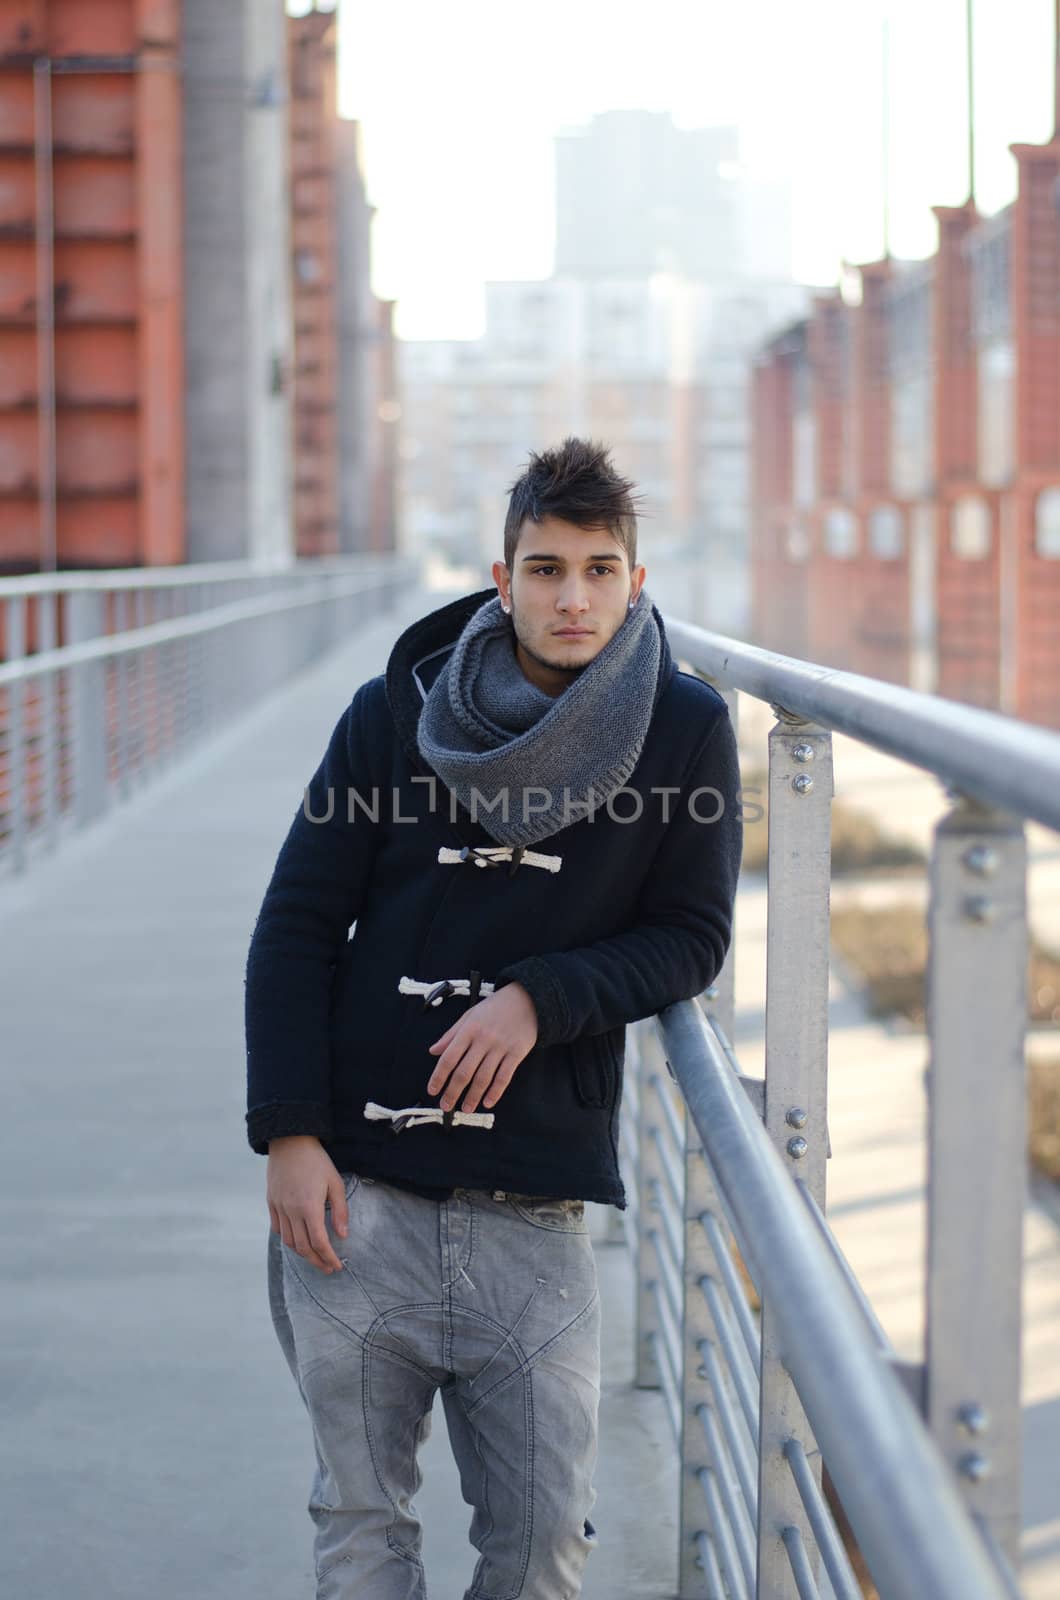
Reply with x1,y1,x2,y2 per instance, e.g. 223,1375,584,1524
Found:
437,845,562,873
399,975,497,1005
363,1100,495,1130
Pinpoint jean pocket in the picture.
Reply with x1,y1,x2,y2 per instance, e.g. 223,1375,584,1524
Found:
508,1195,588,1232
325,1171,361,1211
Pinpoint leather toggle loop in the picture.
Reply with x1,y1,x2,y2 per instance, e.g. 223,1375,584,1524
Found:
422,978,455,1010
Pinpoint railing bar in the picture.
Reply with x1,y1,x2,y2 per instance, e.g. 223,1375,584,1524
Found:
781,1523,822,1600
0,570,408,688
701,1209,761,1366
646,1221,683,1333
647,1174,684,1270
701,1277,760,1435
700,1400,757,1592
695,1465,752,1600
647,1067,684,1151
783,1438,864,1600
694,1142,762,1297
664,614,1060,835
647,1125,682,1211
698,1341,758,1520
793,1180,892,1354
693,1529,727,1598
647,1272,684,1398
646,1328,682,1449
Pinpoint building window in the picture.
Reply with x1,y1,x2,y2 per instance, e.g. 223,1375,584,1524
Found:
294,249,321,285
824,507,857,559
1035,487,1060,558
868,504,903,560
785,522,810,562
950,495,991,559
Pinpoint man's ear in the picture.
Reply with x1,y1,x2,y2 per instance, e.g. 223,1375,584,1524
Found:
491,559,510,603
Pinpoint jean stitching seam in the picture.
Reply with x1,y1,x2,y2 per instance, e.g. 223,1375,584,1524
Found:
466,1289,600,1417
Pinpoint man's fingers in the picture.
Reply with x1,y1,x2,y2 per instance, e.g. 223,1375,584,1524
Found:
459,1051,507,1114
482,1057,519,1108
437,1042,488,1110
329,1177,349,1239
292,1214,342,1274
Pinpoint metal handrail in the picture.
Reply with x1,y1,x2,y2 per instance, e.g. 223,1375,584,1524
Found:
665,617,1060,832
612,611,1043,1597
662,992,1009,1598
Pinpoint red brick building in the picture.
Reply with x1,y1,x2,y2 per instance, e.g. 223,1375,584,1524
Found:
750,133,1060,730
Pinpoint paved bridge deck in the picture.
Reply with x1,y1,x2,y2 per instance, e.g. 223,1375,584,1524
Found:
2,578,1058,1597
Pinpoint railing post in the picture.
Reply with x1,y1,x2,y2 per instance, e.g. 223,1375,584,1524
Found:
66,589,109,828
757,709,833,1596
925,792,1026,1570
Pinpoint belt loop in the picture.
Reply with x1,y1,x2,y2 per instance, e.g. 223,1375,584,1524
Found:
508,846,525,877
468,969,481,1005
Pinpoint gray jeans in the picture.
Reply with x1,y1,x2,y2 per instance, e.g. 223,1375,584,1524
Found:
267,1171,602,1599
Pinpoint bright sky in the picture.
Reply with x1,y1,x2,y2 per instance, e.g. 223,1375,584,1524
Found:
321,0,1054,340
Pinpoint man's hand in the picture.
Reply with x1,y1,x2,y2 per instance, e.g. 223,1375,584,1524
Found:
426,982,538,1114
267,1135,348,1275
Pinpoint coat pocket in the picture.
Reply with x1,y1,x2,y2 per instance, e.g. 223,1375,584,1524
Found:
572,1032,615,1109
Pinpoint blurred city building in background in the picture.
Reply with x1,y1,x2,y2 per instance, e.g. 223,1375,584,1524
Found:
399,110,805,632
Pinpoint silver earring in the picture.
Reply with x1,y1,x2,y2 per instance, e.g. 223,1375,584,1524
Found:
502,603,511,614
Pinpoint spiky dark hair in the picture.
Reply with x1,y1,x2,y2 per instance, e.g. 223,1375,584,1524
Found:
503,436,641,570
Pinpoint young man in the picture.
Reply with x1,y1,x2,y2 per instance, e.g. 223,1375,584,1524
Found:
245,436,743,1600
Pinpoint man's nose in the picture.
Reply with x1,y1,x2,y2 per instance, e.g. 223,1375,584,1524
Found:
556,585,590,613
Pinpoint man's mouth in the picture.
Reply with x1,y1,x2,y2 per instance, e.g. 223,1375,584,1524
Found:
553,628,593,637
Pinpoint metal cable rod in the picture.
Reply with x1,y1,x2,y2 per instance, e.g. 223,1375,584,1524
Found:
695,1464,752,1600
783,1438,863,1600
700,1399,757,1592
700,1209,762,1367
700,1277,760,1436
781,1523,822,1600
697,1340,758,1521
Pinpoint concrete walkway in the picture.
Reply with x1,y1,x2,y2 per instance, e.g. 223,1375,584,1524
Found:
0,579,677,1600
733,695,1060,1600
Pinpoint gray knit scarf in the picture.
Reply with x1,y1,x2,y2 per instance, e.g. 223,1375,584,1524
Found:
417,589,663,847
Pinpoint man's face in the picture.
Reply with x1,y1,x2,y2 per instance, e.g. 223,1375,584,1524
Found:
491,515,647,697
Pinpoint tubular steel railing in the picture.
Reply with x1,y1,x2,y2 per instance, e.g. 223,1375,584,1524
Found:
0,556,415,882
608,617,1059,1599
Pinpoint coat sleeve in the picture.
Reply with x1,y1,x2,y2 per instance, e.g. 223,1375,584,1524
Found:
244,683,382,1155
494,707,743,1048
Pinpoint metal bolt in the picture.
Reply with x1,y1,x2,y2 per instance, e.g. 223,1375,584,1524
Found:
696,1365,708,1381
792,774,814,795
792,743,815,763
957,1402,989,1436
787,1136,808,1160
786,1107,807,1129
959,1451,991,1482
964,895,995,924
963,844,999,877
